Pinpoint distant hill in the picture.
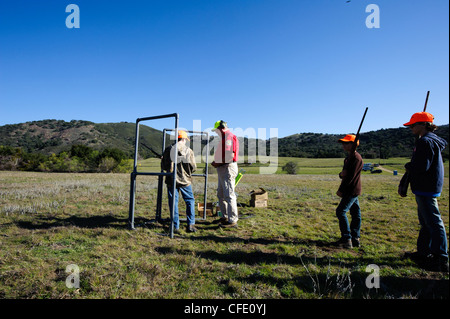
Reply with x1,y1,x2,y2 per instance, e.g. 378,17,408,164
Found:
0,119,165,159
0,120,448,160
277,125,449,159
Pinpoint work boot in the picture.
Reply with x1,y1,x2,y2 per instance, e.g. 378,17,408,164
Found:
213,217,227,224
186,225,197,233
219,221,238,229
403,251,432,264
439,258,450,273
352,238,361,248
403,251,423,261
333,238,353,249
424,255,449,272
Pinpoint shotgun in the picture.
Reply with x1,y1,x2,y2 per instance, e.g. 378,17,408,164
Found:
351,107,369,153
141,142,162,158
414,90,431,145
423,90,430,112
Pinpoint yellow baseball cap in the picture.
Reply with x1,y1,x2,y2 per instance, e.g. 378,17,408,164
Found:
212,120,227,131
178,130,189,140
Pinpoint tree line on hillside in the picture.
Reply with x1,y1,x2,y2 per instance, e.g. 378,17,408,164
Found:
277,125,449,159
0,144,133,173
1,123,448,173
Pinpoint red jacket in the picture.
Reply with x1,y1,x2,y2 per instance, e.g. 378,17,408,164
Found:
214,130,239,164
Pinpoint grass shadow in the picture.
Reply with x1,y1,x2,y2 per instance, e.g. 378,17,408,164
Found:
238,270,449,299
16,215,128,230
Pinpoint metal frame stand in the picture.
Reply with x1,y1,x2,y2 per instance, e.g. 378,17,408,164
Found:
128,113,179,238
128,114,210,239
155,129,209,221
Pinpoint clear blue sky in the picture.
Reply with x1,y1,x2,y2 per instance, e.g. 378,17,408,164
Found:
0,0,448,138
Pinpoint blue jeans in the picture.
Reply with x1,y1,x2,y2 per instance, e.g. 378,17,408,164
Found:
415,195,448,259
336,195,361,240
167,184,195,230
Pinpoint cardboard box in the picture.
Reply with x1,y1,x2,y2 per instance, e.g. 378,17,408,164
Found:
249,188,268,207
251,199,268,208
197,202,218,217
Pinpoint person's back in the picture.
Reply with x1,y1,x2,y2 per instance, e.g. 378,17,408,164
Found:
214,129,239,165
162,141,196,188
161,131,197,233
408,131,447,196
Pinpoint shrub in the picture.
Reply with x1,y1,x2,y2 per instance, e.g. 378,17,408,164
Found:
99,148,126,164
282,161,298,175
98,157,117,173
113,159,133,173
70,144,93,159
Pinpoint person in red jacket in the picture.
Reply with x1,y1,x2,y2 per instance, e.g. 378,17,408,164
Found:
211,120,239,228
334,134,364,249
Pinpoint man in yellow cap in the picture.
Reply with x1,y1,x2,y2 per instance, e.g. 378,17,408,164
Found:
333,134,364,249
402,112,448,272
211,120,239,228
161,130,197,233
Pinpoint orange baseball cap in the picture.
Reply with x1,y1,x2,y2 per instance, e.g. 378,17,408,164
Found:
178,130,190,140
403,112,434,126
338,134,359,146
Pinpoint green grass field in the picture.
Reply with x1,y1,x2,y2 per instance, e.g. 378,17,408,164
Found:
0,157,448,299
137,156,421,176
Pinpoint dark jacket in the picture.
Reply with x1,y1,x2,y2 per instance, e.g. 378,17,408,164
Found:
407,132,447,197
338,152,363,196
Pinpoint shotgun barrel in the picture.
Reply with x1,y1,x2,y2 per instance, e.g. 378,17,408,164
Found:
351,107,369,153
423,90,430,112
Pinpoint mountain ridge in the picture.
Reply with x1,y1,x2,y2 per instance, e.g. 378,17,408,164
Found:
0,119,163,159
1,119,448,159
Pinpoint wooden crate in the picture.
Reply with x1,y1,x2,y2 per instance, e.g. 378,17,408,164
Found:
197,202,218,217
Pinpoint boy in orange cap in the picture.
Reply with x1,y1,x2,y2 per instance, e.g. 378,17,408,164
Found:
334,134,364,248
402,112,448,272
